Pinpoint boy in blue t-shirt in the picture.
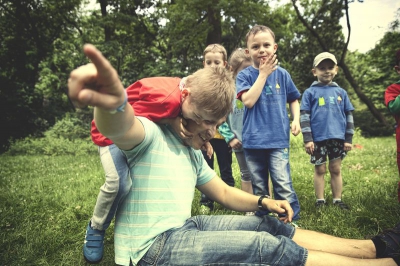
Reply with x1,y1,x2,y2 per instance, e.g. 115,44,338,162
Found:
300,52,354,210
236,25,301,221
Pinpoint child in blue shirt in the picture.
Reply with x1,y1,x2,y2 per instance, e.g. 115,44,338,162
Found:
236,25,301,221
300,52,354,209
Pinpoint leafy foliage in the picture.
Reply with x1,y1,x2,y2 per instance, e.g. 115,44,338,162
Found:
2,0,400,153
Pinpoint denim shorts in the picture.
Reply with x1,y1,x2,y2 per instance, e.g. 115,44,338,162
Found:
136,215,307,266
311,139,347,165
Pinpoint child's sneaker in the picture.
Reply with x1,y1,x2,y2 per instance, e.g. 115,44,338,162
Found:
315,200,326,208
83,221,105,263
371,223,400,261
333,200,350,210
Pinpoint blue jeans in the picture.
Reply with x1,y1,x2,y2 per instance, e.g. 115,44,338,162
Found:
91,144,131,230
244,148,301,220
136,215,307,266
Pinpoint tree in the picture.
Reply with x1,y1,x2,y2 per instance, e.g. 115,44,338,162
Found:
0,0,82,152
291,0,390,129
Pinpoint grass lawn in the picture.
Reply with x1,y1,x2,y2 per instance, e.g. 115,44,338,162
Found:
1,135,399,265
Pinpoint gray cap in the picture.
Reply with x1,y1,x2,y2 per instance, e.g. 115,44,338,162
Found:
313,52,337,67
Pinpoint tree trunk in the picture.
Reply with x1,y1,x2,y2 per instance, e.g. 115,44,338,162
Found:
340,62,389,127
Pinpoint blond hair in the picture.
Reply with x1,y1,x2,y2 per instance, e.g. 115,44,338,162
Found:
185,67,235,119
228,48,252,78
245,25,276,43
203,43,228,62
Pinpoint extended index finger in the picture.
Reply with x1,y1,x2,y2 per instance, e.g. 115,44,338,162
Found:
83,44,113,77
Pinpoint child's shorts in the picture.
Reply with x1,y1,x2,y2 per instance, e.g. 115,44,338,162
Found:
311,139,347,165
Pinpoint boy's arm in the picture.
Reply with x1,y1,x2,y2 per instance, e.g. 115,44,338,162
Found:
300,110,314,154
300,110,313,143
197,176,293,223
240,54,277,108
387,96,400,114
68,44,144,151
289,99,301,136
218,122,242,150
218,122,235,144
344,111,354,144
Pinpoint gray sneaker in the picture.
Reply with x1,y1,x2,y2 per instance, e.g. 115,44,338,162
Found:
333,200,350,210
315,200,326,208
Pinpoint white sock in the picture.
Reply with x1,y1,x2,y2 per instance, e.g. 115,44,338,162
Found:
333,198,341,203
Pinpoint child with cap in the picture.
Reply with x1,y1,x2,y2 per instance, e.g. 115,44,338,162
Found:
300,52,355,209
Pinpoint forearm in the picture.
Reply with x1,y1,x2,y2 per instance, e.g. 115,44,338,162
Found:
300,110,313,143
289,100,300,122
94,103,135,143
221,186,262,212
241,73,268,108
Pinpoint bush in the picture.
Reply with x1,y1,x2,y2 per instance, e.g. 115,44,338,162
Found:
6,113,97,156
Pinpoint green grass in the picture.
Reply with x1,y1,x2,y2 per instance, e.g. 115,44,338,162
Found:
1,135,399,265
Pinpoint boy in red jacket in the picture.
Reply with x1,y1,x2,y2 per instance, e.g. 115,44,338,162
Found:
384,48,400,203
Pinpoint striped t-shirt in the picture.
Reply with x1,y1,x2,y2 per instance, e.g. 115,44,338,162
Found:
116,117,216,265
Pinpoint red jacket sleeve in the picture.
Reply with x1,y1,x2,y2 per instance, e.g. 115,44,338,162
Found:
385,83,400,106
91,77,182,146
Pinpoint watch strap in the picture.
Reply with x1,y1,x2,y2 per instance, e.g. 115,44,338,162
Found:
258,195,270,211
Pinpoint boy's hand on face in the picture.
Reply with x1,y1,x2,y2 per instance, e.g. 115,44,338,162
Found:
68,44,125,111
259,53,278,77
304,142,314,155
168,116,194,139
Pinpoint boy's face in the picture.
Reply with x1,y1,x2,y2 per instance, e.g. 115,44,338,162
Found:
312,59,338,85
245,31,277,68
181,90,224,144
183,116,226,150
203,52,227,68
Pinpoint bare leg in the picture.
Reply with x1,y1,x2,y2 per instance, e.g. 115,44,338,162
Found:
294,228,376,258
314,164,326,199
328,159,342,199
306,250,396,266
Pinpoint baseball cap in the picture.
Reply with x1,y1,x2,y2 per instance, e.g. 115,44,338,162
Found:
313,52,337,67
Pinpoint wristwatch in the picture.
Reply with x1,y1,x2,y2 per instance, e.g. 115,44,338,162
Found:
258,195,270,211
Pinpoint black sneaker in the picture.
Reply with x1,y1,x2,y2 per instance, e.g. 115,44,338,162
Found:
372,223,400,260
333,200,350,210
315,200,326,208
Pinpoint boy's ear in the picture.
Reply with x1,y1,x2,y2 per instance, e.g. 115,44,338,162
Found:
395,65,400,74
245,48,250,55
223,61,228,67
311,68,317,76
181,88,190,101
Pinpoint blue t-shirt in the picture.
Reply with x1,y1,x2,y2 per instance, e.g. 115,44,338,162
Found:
236,66,301,149
300,81,354,142
116,117,216,265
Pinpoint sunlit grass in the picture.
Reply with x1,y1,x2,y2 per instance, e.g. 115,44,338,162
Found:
1,134,399,265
